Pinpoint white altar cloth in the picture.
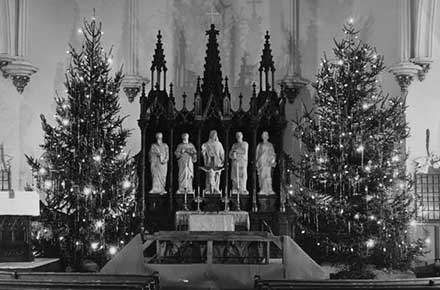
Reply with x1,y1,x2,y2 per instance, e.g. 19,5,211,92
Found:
175,211,250,231
189,214,234,231
0,191,39,216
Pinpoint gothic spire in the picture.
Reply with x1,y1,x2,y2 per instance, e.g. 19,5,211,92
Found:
259,31,275,91
150,31,168,90
259,31,275,73
151,31,167,72
201,24,223,99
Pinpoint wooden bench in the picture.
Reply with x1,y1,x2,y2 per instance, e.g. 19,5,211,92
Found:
254,275,440,290
0,271,159,290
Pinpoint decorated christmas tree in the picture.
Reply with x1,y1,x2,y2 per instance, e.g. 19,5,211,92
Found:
26,17,137,270
290,22,424,277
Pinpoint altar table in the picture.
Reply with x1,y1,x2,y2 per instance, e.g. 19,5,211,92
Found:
175,211,250,231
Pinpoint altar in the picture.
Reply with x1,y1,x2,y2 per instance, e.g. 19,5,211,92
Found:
175,211,250,231
137,24,294,237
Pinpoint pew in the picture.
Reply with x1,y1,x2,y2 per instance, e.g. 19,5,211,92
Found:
0,271,159,290
254,275,440,290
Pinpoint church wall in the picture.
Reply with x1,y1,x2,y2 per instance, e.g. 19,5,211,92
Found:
0,74,21,190
406,13,440,172
0,0,436,189
285,0,401,160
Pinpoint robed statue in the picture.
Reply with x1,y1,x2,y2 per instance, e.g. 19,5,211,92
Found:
229,132,248,194
256,131,276,195
201,130,224,194
149,132,169,194
175,133,197,193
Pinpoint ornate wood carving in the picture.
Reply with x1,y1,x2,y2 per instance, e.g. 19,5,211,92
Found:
137,25,289,234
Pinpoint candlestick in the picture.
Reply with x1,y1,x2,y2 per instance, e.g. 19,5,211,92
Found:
183,187,189,211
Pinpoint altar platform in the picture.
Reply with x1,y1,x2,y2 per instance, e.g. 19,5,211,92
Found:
0,258,61,272
101,232,326,289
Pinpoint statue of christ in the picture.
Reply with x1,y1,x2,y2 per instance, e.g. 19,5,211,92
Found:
201,130,224,194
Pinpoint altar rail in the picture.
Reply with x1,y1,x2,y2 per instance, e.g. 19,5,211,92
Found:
0,271,159,290
254,275,440,290
143,231,282,264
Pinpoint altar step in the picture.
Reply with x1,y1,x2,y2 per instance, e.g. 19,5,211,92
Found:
0,258,61,272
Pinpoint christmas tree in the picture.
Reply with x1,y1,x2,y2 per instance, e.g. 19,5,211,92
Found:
26,17,137,270
290,22,424,277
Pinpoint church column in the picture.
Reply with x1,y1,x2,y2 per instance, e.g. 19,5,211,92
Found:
168,126,174,213
250,124,258,212
1,0,37,94
280,0,307,103
389,0,421,96
0,0,14,67
196,123,202,194
139,125,147,233
122,0,148,102
409,0,436,81
223,123,231,198
278,128,286,213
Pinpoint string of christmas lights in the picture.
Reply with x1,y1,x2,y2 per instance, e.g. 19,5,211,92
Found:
26,15,137,270
288,20,425,277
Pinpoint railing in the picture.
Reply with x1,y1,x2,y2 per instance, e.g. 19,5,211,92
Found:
143,231,282,265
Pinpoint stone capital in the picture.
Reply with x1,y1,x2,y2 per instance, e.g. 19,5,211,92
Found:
388,61,421,94
122,74,148,102
279,74,308,104
410,57,434,81
1,58,38,94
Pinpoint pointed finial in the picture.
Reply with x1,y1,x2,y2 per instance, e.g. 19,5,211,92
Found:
151,30,167,72
196,76,201,92
224,76,229,93
182,92,187,110
169,82,174,96
141,82,146,97
259,31,275,73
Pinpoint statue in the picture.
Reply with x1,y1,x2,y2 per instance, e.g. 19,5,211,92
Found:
201,130,225,194
229,131,248,194
256,131,276,195
149,132,169,194
175,133,197,193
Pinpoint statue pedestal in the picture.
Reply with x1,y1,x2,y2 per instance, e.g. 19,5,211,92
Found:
258,195,278,212
146,194,173,232
229,194,250,211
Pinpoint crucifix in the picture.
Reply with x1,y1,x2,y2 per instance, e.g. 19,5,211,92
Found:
206,5,220,24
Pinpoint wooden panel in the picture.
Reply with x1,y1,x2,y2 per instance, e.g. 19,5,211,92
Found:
144,231,282,242
254,275,440,290
0,272,159,290
207,240,213,264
